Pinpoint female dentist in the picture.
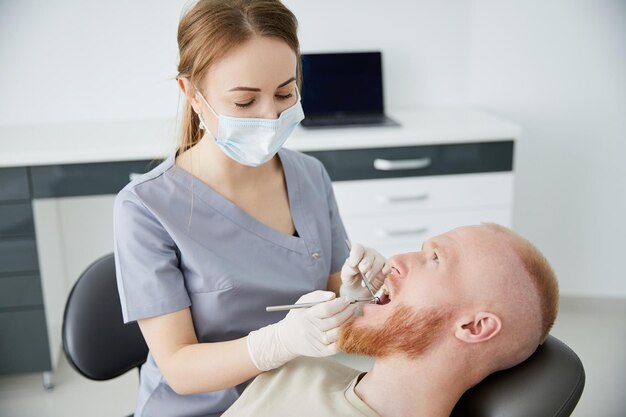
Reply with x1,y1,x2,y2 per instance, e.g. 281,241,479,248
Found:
113,1,389,416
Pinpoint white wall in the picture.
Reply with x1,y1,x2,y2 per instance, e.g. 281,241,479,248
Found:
0,0,469,126
285,0,470,109
468,0,626,297
0,0,183,125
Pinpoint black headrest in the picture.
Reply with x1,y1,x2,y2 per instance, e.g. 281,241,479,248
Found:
451,335,585,417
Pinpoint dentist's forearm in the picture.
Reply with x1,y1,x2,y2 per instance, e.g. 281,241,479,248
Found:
164,337,261,395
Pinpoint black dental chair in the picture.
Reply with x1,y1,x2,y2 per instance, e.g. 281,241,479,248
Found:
62,253,147,417
62,253,585,417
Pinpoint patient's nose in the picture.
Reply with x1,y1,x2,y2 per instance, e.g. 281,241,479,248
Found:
388,252,417,278
391,251,428,278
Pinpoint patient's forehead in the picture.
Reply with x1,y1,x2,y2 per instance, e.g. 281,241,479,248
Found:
436,225,518,280
437,225,507,251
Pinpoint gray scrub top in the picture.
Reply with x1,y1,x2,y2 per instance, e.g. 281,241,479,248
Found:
113,148,349,417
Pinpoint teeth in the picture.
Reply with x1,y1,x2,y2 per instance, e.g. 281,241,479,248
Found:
381,283,389,295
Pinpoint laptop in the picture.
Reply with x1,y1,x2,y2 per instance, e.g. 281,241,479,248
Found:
300,51,400,128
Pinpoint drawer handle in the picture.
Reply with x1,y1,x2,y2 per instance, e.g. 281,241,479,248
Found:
128,172,142,181
377,227,429,238
377,193,430,204
373,157,432,171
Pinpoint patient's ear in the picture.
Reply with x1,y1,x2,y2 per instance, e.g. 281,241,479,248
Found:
455,312,501,343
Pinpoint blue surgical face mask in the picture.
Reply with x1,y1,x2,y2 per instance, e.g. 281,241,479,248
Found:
194,85,305,167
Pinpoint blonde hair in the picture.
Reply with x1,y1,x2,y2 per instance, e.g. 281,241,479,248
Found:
176,0,301,155
483,223,559,342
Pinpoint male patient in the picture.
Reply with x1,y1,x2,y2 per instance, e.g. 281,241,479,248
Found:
223,223,559,417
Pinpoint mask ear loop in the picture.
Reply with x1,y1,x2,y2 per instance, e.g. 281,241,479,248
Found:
294,84,301,102
192,84,219,129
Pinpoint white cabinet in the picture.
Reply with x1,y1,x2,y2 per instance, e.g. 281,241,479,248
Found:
334,173,513,256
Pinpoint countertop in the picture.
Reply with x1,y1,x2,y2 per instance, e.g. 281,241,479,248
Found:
0,107,521,168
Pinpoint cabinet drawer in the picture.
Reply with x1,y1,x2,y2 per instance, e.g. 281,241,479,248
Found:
0,238,39,274
0,167,30,201
0,308,51,374
342,207,511,257
334,172,513,216
0,274,43,309
0,203,35,237
30,159,160,198
307,141,513,181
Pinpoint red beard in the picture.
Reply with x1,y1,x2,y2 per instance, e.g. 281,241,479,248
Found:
338,304,453,358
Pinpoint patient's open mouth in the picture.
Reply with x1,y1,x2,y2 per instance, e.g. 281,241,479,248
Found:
375,276,393,305
377,288,391,305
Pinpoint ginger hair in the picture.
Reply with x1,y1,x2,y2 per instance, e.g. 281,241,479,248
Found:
484,223,559,342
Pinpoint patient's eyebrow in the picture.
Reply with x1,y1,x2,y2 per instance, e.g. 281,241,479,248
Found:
425,239,446,257
437,237,458,266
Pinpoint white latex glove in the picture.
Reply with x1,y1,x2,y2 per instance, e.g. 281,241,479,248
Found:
340,242,391,300
247,290,356,371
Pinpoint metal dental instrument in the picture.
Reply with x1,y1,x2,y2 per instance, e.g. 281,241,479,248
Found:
266,297,376,312
345,239,379,303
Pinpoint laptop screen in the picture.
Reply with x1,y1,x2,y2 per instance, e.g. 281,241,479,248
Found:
301,51,384,116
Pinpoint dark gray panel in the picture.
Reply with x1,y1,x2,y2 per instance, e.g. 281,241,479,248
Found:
0,274,43,309
0,167,30,201
0,238,39,274
305,140,514,181
30,159,162,198
0,203,35,237
0,308,51,374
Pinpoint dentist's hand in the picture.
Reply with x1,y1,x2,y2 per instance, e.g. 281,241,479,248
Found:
340,243,391,300
247,291,355,371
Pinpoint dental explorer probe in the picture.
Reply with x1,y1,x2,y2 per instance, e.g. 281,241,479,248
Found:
345,239,379,302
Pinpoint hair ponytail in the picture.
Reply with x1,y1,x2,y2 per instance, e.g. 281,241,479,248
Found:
179,99,202,154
